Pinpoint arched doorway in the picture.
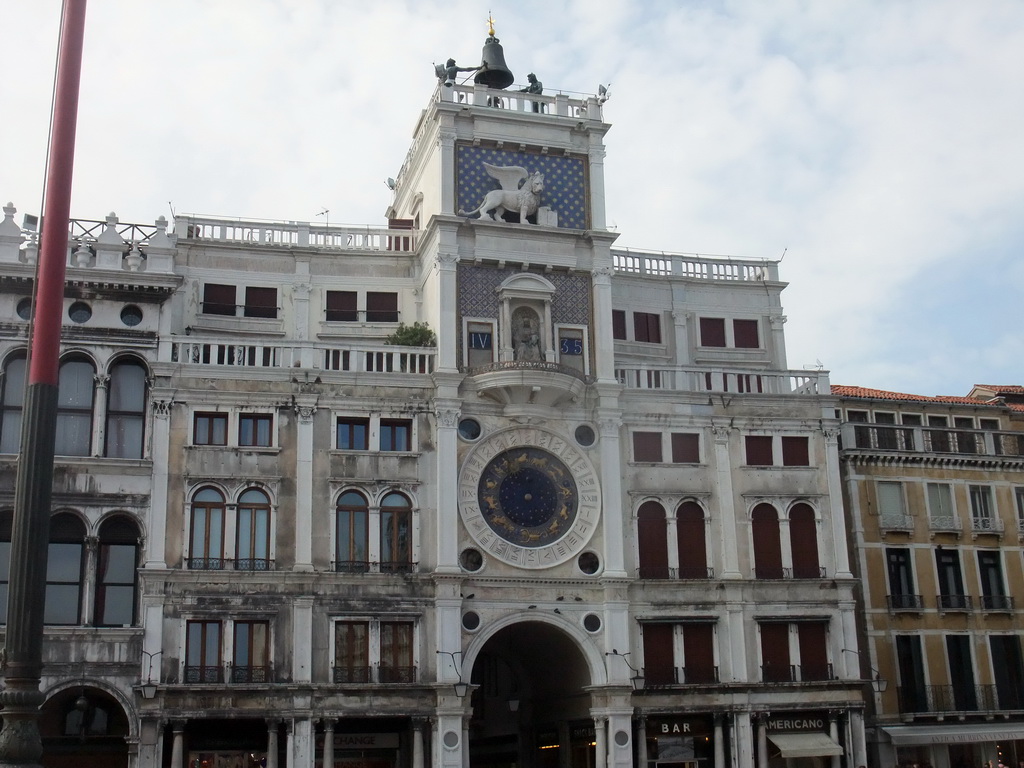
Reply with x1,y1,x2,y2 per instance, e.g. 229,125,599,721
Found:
39,686,130,768
468,620,594,768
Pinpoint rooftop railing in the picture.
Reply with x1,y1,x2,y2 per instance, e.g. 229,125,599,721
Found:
612,250,778,281
615,365,828,396
174,215,417,252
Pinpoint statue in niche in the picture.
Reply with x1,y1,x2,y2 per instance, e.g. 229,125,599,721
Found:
459,163,544,224
512,307,542,361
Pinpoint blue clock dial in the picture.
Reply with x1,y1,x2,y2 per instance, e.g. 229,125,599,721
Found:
478,447,579,547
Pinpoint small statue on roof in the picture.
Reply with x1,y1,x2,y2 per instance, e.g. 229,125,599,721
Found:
434,58,481,88
520,73,542,95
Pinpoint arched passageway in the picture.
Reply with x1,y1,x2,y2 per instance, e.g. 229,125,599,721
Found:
469,620,595,768
39,686,130,768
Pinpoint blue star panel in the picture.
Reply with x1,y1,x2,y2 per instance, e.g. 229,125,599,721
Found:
456,144,589,230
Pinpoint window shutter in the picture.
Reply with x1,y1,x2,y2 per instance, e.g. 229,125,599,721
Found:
366,292,399,322
699,317,726,347
733,319,759,348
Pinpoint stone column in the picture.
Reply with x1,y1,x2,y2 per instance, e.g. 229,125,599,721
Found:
588,143,608,230
829,714,841,768
266,720,279,768
636,716,648,768
90,374,109,457
80,536,98,625
412,719,425,768
598,413,626,576
292,718,312,768
713,715,725,768
849,709,866,768
146,399,171,568
170,722,185,768
323,719,335,768
755,717,767,768
822,427,853,578
293,400,316,571
433,402,460,571
768,314,787,369
733,714,754,768
594,717,607,768
606,712,633,768
711,426,740,578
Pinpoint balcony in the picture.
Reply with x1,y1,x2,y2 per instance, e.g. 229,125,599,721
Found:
186,557,275,572
184,665,224,684
230,665,271,684
937,594,973,612
752,565,827,580
615,366,828,396
641,665,720,688
332,560,417,574
332,665,417,684
980,594,1015,612
879,513,915,533
928,515,963,535
842,423,1024,460
887,593,924,612
899,684,1009,715
636,565,714,580
760,663,837,683
466,360,590,407
971,516,1005,535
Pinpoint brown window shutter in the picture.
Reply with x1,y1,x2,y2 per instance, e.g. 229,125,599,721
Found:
633,432,663,462
752,504,783,578
789,503,820,578
699,317,726,347
683,623,715,683
366,292,398,323
733,319,759,348
244,287,277,318
326,291,358,321
642,623,675,685
637,501,669,579
676,502,707,578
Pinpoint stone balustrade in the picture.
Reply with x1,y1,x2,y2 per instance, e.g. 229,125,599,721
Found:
612,249,779,281
614,365,828,395
174,215,416,252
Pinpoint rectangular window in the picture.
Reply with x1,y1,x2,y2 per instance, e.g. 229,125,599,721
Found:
633,312,661,344
1016,488,1024,529
380,419,412,452
927,483,954,518
379,622,415,683
970,485,994,523
232,621,270,683
897,635,928,712
670,433,700,463
466,321,495,368
936,549,968,610
979,418,1000,431
633,432,662,463
797,622,830,681
326,290,358,322
901,414,923,426
95,542,137,626
781,436,809,466
45,541,83,625
202,283,236,316
760,623,792,682
886,547,919,610
946,635,978,710
239,414,273,447
186,620,222,683
733,319,759,348
336,418,370,450
877,481,908,526
699,317,726,347
745,435,773,466
244,286,277,319
611,310,627,340
681,623,717,684
334,621,370,683
642,623,675,686
979,551,1009,610
366,292,399,323
991,635,1024,710
194,412,228,446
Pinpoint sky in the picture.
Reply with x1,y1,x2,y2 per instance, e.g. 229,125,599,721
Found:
2,1,1022,397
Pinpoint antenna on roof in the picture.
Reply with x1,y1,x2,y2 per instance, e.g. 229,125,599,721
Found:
317,208,329,229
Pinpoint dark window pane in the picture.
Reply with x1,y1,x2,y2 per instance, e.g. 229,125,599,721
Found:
611,310,627,340
671,433,700,463
633,312,661,344
337,418,369,450
244,287,278,318
203,284,236,315
700,318,726,347
326,291,358,322
733,319,759,348
781,436,809,466
633,432,662,462
745,435,773,465
366,292,398,322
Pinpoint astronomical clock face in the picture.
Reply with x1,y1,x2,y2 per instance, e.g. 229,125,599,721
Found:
459,427,600,568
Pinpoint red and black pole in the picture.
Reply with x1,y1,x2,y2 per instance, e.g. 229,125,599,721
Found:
0,2,87,765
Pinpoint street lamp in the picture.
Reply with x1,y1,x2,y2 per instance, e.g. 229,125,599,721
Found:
436,650,469,697
140,650,162,700
842,648,888,693
606,649,645,691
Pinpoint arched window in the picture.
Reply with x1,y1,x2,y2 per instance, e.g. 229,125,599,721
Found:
0,510,11,623
752,504,783,579
56,357,95,456
637,501,669,579
380,492,412,573
676,502,709,579
95,516,139,626
236,488,271,571
46,513,86,625
189,488,225,570
105,359,147,459
789,503,821,578
0,353,26,454
336,491,368,573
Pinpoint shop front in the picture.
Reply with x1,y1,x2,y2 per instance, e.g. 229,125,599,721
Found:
882,721,1024,768
643,715,717,768
760,711,844,767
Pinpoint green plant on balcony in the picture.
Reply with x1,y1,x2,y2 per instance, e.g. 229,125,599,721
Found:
385,322,436,347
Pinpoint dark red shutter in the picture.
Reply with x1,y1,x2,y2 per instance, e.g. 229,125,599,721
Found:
760,623,791,682
671,433,699,463
781,436,809,466
637,501,669,579
633,432,663,462
612,310,627,340
699,317,726,347
326,291,358,321
789,503,820,578
203,283,236,315
642,623,675,685
752,504,783,578
366,292,398,322
745,435,773,465
683,623,715,683
733,319,759,348
244,287,277,318
798,622,829,680
676,502,707,579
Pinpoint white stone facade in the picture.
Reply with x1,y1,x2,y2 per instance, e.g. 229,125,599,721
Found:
0,77,865,768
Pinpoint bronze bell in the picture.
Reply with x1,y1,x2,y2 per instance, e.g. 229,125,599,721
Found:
475,35,515,90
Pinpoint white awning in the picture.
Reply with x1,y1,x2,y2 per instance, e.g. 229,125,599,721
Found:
767,732,844,758
883,723,1024,746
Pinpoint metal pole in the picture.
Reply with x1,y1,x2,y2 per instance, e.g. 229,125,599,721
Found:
0,2,87,765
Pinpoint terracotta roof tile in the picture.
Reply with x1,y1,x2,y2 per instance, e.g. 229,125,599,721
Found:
831,385,1005,407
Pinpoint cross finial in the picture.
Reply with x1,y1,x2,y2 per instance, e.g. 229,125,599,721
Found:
487,12,496,37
